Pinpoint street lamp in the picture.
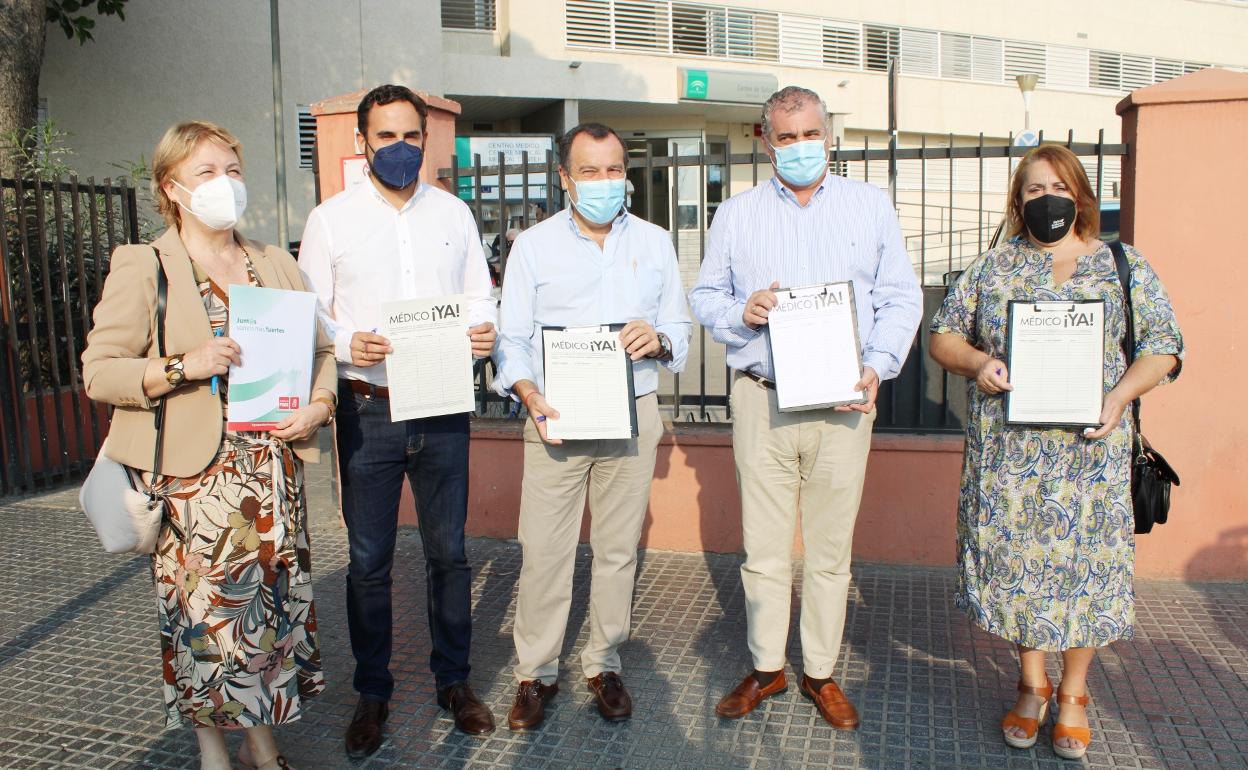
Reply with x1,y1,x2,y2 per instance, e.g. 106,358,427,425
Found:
1015,73,1039,130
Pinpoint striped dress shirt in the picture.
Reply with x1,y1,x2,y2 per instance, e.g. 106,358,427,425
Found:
688,173,922,381
493,208,692,398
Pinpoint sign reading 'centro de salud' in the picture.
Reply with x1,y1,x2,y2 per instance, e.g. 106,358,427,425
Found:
679,68,778,104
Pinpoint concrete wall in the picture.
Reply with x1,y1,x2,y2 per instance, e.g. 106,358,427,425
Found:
39,0,446,245
1117,68,1248,581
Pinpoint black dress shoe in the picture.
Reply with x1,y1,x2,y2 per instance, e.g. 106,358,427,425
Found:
345,697,389,759
437,681,496,736
587,672,632,721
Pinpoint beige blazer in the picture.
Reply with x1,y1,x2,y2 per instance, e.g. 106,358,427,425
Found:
82,228,337,477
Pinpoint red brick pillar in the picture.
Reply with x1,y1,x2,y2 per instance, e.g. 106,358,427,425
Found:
1117,68,1248,580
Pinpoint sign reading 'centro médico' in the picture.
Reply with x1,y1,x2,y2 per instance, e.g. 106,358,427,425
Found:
679,68,778,105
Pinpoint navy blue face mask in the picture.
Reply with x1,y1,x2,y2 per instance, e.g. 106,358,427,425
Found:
367,140,424,189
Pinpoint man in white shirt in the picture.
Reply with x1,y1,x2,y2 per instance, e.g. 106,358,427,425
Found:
493,123,692,731
298,85,498,755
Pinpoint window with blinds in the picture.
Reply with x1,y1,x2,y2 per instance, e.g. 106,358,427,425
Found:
297,108,317,170
566,0,611,47
1004,40,1046,85
442,0,496,30
561,2,1233,93
822,23,861,69
863,24,899,72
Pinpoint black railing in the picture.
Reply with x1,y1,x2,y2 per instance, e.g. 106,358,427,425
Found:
0,177,140,494
441,131,1127,432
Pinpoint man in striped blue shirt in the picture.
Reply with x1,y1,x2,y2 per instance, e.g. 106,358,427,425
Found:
689,86,922,730
494,123,692,731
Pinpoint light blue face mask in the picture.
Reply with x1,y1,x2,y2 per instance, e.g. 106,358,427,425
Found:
570,177,626,225
770,138,828,187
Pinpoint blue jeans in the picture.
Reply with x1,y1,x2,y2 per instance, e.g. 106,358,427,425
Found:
335,382,472,699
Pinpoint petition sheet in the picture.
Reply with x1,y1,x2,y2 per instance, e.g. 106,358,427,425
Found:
1005,299,1105,427
382,295,475,421
767,281,866,411
227,285,317,431
542,325,637,440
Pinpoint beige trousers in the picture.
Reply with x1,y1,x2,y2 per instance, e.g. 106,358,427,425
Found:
512,393,663,683
731,372,875,678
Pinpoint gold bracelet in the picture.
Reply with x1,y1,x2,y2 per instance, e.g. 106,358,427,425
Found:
311,396,336,425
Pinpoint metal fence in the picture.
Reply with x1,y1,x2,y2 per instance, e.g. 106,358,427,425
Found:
0,177,140,494
442,130,1127,432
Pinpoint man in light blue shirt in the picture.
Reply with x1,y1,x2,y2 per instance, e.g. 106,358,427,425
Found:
689,86,922,730
493,122,691,730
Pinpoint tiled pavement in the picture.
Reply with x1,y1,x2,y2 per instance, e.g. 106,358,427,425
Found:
1,449,1246,769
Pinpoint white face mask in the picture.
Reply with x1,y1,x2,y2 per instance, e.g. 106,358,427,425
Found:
173,175,247,231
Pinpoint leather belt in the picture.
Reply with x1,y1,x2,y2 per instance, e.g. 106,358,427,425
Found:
341,379,390,400
739,370,776,390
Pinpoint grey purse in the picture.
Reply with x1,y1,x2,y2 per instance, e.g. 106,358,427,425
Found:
80,248,170,554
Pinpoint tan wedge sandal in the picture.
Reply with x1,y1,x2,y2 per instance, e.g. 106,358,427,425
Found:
1052,689,1092,760
1002,676,1054,749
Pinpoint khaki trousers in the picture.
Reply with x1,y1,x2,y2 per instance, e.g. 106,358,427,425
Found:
731,373,875,678
512,393,663,683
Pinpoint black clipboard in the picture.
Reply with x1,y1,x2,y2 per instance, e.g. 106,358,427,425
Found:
1004,299,1105,429
540,322,638,439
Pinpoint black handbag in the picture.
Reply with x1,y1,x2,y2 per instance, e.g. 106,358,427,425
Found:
1109,240,1180,534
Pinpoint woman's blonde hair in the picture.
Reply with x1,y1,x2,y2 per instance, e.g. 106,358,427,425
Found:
1004,144,1099,242
151,121,243,226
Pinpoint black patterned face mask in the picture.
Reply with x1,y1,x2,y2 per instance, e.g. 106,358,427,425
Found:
1023,194,1077,244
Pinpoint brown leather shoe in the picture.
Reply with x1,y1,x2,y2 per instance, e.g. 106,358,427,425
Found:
507,679,559,731
715,671,787,718
587,671,632,721
437,681,496,736
800,675,860,730
344,697,389,758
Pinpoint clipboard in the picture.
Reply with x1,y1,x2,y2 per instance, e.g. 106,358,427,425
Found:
1004,299,1105,428
766,281,867,411
540,323,639,440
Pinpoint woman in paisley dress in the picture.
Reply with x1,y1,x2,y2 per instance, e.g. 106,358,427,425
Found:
82,122,339,770
929,145,1182,760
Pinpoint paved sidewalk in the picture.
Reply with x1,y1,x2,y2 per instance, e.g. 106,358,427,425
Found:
1,451,1246,770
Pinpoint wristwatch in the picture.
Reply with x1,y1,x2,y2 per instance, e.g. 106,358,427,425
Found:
164,355,186,388
653,332,672,360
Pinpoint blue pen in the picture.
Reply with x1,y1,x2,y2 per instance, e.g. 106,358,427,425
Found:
211,327,224,395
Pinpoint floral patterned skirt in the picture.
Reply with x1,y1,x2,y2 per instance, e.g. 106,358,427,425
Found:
133,432,324,729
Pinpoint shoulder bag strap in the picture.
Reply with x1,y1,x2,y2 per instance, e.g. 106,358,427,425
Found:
1108,240,1142,436
150,247,169,500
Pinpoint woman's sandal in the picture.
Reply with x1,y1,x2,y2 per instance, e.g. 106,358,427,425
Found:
238,742,294,770
1052,689,1092,760
1002,676,1054,749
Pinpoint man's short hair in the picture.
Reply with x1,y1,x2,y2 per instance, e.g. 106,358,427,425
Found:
357,84,428,136
761,86,829,139
557,122,628,170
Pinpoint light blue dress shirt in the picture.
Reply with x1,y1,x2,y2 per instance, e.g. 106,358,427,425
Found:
688,173,922,381
493,208,692,398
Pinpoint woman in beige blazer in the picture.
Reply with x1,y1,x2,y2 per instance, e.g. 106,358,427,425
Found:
82,121,336,770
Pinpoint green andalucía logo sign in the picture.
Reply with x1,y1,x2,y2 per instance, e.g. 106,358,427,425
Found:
684,69,709,100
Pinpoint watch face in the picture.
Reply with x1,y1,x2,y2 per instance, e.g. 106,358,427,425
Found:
165,358,185,386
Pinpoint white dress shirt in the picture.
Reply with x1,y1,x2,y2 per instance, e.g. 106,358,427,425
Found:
493,208,691,399
298,179,497,386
